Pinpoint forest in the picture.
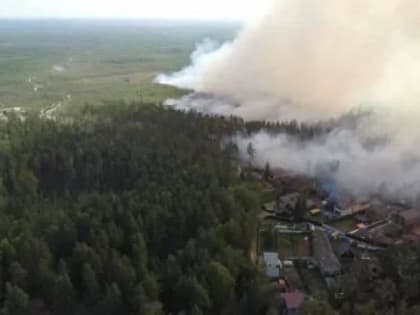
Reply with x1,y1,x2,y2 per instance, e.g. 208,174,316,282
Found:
0,103,273,315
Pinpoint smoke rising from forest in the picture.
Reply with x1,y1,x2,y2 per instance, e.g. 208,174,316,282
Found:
156,0,420,201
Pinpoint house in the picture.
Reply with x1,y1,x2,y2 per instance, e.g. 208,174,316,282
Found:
336,240,354,259
323,200,371,219
370,204,397,220
309,208,321,216
382,223,402,238
269,168,294,182
356,223,368,230
263,252,281,279
312,229,341,277
278,193,301,212
355,214,370,223
409,226,420,238
277,279,289,293
306,198,319,209
263,201,277,212
394,209,420,228
334,201,370,218
281,291,305,315
268,168,315,193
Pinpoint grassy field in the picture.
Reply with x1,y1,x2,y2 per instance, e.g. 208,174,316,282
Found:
330,217,359,232
0,19,239,112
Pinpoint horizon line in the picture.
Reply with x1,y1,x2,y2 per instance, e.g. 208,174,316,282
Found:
0,16,244,23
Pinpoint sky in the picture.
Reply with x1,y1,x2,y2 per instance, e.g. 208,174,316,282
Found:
1,0,263,21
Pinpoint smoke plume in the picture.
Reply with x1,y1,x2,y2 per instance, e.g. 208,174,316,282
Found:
156,0,420,202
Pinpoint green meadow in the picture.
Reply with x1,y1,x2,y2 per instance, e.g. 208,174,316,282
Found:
0,19,238,112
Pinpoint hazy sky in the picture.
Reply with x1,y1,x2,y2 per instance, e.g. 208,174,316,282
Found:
1,0,262,20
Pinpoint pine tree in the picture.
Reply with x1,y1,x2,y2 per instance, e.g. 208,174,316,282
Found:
190,305,203,315
94,283,124,315
246,142,256,161
3,283,28,315
82,263,100,306
263,162,271,181
52,262,76,315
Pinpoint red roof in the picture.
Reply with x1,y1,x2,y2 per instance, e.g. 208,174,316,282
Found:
281,291,305,309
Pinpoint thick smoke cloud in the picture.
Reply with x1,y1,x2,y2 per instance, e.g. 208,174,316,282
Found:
236,126,420,202
156,0,420,202
156,39,225,89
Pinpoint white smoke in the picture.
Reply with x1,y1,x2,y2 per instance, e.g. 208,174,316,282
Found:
155,38,227,89
236,125,420,202
163,93,237,116
156,0,420,201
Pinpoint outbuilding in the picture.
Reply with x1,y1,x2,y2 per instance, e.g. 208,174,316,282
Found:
263,252,281,279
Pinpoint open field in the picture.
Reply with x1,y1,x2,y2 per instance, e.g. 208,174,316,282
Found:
0,19,239,112
330,217,359,233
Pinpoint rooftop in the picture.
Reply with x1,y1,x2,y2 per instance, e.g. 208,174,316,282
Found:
263,252,280,279
263,201,276,212
313,229,341,276
263,252,280,265
266,266,280,279
398,209,420,221
281,291,305,310
278,193,301,206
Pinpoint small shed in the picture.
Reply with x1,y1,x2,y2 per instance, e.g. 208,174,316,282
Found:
281,291,305,315
263,252,281,279
310,208,321,216
263,201,277,212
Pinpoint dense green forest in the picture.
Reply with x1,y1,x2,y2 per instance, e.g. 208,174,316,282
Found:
0,103,275,315
1,102,420,315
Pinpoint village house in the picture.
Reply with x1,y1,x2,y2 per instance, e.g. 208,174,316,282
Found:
309,208,321,216
278,192,301,213
335,201,370,217
370,203,396,221
336,240,355,260
263,252,282,280
394,209,420,228
277,279,289,293
263,201,277,212
268,168,315,193
269,168,295,182
323,200,371,219
280,291,305,315
312,229,341,277
389,209,420,242
306,198,320,210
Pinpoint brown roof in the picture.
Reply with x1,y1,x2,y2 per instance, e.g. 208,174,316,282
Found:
399,209,420,225
403,234,420,242
270,167,293,176
411,225,420,236
281,291,305,309
340,201,370,212
371,206,394,219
